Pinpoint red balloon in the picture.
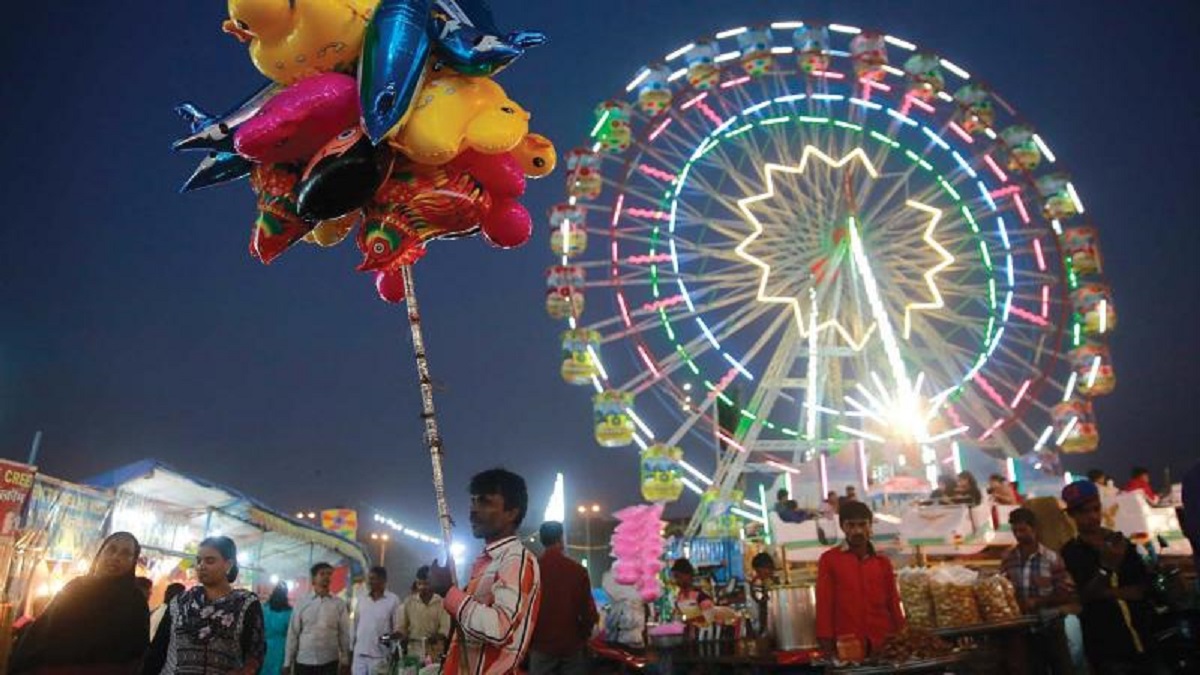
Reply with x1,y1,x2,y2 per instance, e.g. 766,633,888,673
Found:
481,199,532,248
374,269,406,303
454,150,526,199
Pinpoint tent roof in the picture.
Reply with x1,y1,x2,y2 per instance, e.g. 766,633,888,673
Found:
88,459,369,581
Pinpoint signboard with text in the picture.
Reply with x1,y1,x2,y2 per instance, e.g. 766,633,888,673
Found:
0,460,37,536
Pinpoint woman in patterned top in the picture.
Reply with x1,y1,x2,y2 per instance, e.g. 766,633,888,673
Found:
144,536,265,675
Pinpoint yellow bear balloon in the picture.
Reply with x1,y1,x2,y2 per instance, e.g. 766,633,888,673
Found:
390,71,531,165
224,0,378,85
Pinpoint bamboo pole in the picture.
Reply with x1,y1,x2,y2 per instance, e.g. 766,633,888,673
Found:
400,265,458,587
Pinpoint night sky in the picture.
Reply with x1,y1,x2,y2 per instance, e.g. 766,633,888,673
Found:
2,1,1198,549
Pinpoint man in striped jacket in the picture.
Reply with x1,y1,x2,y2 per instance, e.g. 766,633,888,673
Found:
430,468,541,674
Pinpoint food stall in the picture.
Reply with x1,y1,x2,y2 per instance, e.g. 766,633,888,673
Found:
87,459,369,604
6,473,115,616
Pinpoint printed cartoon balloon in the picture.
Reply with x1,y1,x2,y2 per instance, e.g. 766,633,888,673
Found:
429,0,547,76
233,73,360,164
223,0,377,85
511,133,557,178
357,161,491,271
389,71,531,165
358,0,433,143
296,127,384,221
249,163,313,263
304,211,360,247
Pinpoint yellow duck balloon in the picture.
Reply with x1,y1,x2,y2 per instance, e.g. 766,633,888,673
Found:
223,0,379,85
511,133,557,178
390,70,531,165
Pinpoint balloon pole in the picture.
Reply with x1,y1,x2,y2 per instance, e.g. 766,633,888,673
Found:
400,264,458,587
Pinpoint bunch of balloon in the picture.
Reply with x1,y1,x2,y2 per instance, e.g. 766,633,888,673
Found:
171,0,552,590
172,0,555,303
610,503,666,602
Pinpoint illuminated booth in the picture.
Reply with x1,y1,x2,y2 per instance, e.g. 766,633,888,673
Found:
87,460,369,605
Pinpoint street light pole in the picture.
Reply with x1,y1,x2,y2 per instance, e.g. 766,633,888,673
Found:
576,503,601,580
370,533,390,566
584,518,592,574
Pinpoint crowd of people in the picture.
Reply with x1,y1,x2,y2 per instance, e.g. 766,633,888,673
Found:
8,461,1196,675
7,468,600,675
803,475,1190,674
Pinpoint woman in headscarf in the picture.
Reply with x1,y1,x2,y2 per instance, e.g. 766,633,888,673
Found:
144,536,265,675
9,531,149,674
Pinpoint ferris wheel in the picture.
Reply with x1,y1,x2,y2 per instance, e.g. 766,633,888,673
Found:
544,20,1115,532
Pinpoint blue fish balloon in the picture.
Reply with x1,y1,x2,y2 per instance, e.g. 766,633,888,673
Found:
180,152,253,193
359,0,433,144
172,82,281,153
430,0,546,76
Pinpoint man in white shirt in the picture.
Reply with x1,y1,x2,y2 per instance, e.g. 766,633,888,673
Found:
286,562,352,675
352,566,402,675
397,565,451,658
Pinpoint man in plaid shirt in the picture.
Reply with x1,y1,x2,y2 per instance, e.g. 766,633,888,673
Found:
999,507,1076,674
428,468,541,674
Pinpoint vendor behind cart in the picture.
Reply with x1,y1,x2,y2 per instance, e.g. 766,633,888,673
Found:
1000,507,1077,674
669,558,713,624
815,501,905,660
746,552,778,639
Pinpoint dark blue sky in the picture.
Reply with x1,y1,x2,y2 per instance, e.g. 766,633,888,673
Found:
2,1,1197,537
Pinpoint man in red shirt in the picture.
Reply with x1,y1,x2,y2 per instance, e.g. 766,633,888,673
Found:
527,521,597,674
1121,467,1159,505
815,501,904,658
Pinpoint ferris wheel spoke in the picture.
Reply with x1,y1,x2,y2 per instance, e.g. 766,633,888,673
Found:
638,299,794,397
693,146,779,203
595,283,765,346
989,330,1064,369
903,310,989,370
579,266,763,289
618,294,786,394
604,231,748,265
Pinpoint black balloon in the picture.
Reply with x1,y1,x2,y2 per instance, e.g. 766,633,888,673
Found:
295,130,383,222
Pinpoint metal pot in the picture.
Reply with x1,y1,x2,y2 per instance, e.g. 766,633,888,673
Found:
768,584,818,651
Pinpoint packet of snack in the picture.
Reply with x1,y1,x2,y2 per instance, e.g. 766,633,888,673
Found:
929,565,981,627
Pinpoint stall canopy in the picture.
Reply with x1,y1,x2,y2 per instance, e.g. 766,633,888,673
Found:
88,460,368,584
